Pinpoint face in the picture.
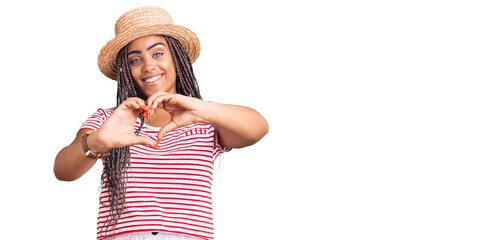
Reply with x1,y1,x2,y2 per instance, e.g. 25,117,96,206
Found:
126,35,177,97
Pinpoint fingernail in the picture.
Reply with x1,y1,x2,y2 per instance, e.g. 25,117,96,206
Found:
148,143,161,150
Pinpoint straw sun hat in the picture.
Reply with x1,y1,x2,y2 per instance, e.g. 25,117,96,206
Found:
98,6,200,80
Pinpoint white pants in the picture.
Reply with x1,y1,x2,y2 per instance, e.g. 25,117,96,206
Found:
109,232,202,240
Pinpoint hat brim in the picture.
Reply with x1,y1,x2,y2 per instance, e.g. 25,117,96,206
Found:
98,24,200,80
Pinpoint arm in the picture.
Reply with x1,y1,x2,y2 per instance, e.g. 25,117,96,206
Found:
205,101,268,148
54,98,157,181
53,129,106,181
147,93,269,149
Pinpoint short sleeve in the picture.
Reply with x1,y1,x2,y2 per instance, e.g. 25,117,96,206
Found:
213,126,231,159
80,108,112,131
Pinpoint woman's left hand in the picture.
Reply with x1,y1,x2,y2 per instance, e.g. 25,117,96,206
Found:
146,92,268,149
146,92,208,142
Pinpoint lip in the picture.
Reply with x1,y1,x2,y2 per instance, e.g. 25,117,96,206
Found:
141,73,163,86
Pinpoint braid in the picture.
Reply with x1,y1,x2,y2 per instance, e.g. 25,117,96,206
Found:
164,36,202,99
99,45,144,237
99,35,202,237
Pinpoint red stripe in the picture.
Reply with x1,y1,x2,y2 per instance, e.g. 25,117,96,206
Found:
98,229,210,240
126,181,211,189
128,167,212,175
98,212,213,226
126,176,211,185
100,190,212,200
100,177,212,188
108,217,213,230
99,205,212,216
153,139,214,147
131,142,214,153
125,200,212,210
101,186,211,195
129,161,212,169
97,197,213,211
131,152,215,158
102,175,212,185
127,171,213,180
127,195,212,204
99,223,213,236
101,196,213,210
98,207,213,220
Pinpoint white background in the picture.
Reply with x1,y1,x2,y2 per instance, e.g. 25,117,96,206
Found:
0,0,502,239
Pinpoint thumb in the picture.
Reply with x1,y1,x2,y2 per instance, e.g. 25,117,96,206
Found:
131,135,157,148
157,122,179,143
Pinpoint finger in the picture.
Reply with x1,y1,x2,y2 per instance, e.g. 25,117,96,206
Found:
149,95,165,110
147,93,176,110
133,98,148,111
130,135,157,148
157,121,179,143
123,97,146,111
149,97,160,110
146,92,167,108
124,97,145,105
125,102,141,111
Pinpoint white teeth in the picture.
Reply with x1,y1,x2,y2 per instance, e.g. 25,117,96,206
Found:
144,74,161,83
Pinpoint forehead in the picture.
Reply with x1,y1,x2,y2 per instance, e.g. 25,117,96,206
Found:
127,35,168,50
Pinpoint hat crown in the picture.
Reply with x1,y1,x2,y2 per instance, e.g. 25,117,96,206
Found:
114,6,174,36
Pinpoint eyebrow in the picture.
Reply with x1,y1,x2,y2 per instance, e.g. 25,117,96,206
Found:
127,42,167,56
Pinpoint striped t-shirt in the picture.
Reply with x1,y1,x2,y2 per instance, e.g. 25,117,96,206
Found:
80,108,230,240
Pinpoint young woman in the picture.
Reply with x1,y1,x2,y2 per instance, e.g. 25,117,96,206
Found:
53,6,268,240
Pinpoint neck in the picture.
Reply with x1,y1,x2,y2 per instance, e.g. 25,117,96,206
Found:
147,109,172,127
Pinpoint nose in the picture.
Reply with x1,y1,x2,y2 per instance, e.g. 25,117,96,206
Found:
143,58,156,72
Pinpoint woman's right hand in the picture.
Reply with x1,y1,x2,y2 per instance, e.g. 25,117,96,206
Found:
87,97,157,152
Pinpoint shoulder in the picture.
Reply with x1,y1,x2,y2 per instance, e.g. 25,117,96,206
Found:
98,107,116,118
87,107,116,120
80,107,115,131
175,123,216,136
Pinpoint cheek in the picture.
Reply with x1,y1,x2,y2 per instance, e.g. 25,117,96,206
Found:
168,68,177,82
164,63,177,82
129,66,141,82
128,67,146,93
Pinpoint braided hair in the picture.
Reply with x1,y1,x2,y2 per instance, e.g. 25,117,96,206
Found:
99,35,202,236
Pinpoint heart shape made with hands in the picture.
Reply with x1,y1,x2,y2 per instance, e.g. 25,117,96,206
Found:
91,94,205,152
133,94,205,148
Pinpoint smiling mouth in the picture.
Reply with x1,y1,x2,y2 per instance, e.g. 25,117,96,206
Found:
142,74,163,84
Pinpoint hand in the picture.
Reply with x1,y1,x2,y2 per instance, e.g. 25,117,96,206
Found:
146,93,208,142
89,98,157,151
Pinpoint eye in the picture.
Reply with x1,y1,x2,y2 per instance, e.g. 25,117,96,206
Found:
153,52,163,58
129,58,142,65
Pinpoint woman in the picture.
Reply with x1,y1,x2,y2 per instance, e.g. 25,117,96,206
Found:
53,6,268,240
